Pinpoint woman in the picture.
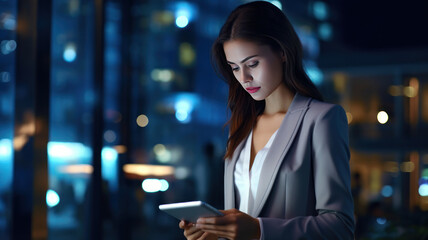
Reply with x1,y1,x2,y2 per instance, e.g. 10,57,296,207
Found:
180,1,355,239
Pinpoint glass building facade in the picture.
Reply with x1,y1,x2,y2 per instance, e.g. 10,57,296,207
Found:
1,0,427,239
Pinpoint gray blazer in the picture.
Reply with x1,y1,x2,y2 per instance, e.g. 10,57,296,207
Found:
224,93,355,239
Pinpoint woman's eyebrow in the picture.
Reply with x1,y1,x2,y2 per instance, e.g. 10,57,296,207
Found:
227,55,258,64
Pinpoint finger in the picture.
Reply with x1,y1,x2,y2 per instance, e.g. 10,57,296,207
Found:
198,232,213,240
198,214,236,225
185,228,204,240
197,217,215,224
179,220,186,229
181,220,195,228
187,225,202,235
195,223,232,232
200,229,233,239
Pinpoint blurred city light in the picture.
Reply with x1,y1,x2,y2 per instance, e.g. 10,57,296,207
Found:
103,130,117,143
154,144,172,163
1,71,10,83
400,161,415,172
318,22,332,41
1,40,17,55
388,83,418,98
179,42,196,66
175,109,189,123
419,183,428,197
423,168,428,177
102,147,118,162
152,11,175,26
0,139,13,192
305,62,324,85
406,77,419,98
113,145,127,154
312,1,329,20
388,85,401,96
46,189,60,208
175,15,189,28
151,69,174,82
136,114,149,127
381,185,393,197
175,99,193,123
160,179,169,191
0,139,12,159
377,111,388,124
384,161,399,173
1,14,16,30
123,164,174,177
48,142,92,160
403,86,417,98
174,166,190,179
173,2,196,29
376,217,387,225
153,144,166,155
59,164,93,174
102,147,119,191
419,172,428,197
63,43,77,62
142,178,169,193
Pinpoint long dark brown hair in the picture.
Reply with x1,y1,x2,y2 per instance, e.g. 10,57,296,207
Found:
212,1,323,160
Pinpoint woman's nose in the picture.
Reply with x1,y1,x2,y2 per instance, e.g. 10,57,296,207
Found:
239,69,252,83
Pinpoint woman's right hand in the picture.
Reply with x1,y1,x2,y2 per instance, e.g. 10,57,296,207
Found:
179,220,217,240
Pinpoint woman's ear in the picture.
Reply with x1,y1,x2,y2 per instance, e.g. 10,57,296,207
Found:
280,51,286,62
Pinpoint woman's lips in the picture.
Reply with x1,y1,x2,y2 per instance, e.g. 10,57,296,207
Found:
246,87,261,93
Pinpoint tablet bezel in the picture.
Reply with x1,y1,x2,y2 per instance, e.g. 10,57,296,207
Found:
159,201,223,223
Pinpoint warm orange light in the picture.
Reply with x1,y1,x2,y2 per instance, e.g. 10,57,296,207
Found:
400,161,415,172
59,164,93,174
13,135,28,150
113,145,127,154
123,164,174,177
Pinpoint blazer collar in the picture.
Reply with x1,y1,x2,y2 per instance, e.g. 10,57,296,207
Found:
224,93,312,216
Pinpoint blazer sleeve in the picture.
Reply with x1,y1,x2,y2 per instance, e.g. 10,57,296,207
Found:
259,104,355,240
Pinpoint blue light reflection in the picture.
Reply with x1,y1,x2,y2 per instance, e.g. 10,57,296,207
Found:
46,189,60,208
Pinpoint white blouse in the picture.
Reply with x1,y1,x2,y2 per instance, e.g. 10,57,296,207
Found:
234,129,278,214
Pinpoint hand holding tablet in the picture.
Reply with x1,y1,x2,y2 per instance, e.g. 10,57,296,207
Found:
159,201,223,223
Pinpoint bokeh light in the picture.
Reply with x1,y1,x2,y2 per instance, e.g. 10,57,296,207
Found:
136,114,149,127
377,111,388,124
175,15,189,28
63,43,77,62
46,189,60,208
381,185,393,197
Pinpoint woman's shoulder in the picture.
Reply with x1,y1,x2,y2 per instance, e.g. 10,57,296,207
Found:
291,93,346,121
306,97,346,120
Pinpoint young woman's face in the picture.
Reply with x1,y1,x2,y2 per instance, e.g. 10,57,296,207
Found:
223,38,284,101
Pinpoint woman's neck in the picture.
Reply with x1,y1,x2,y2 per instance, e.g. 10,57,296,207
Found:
263,84,294,115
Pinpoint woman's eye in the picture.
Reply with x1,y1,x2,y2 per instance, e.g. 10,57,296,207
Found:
231,66,239,72
248,61,259,68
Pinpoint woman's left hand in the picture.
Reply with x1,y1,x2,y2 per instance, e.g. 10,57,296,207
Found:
195,209,261,240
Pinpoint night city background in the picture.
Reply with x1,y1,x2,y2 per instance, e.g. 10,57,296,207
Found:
0,0,427,239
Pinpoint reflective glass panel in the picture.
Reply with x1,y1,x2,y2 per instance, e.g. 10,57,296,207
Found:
0,1,17,239
48,0,95,238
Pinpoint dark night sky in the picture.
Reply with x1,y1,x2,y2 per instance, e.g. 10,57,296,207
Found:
337,0,428,50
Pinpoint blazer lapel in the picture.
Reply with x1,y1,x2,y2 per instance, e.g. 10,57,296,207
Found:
224,137,247,210
251,93,311,217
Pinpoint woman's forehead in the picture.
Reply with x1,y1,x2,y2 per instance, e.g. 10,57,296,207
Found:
223,39,271,63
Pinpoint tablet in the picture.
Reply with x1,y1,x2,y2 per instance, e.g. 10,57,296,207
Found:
159,201,224,223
